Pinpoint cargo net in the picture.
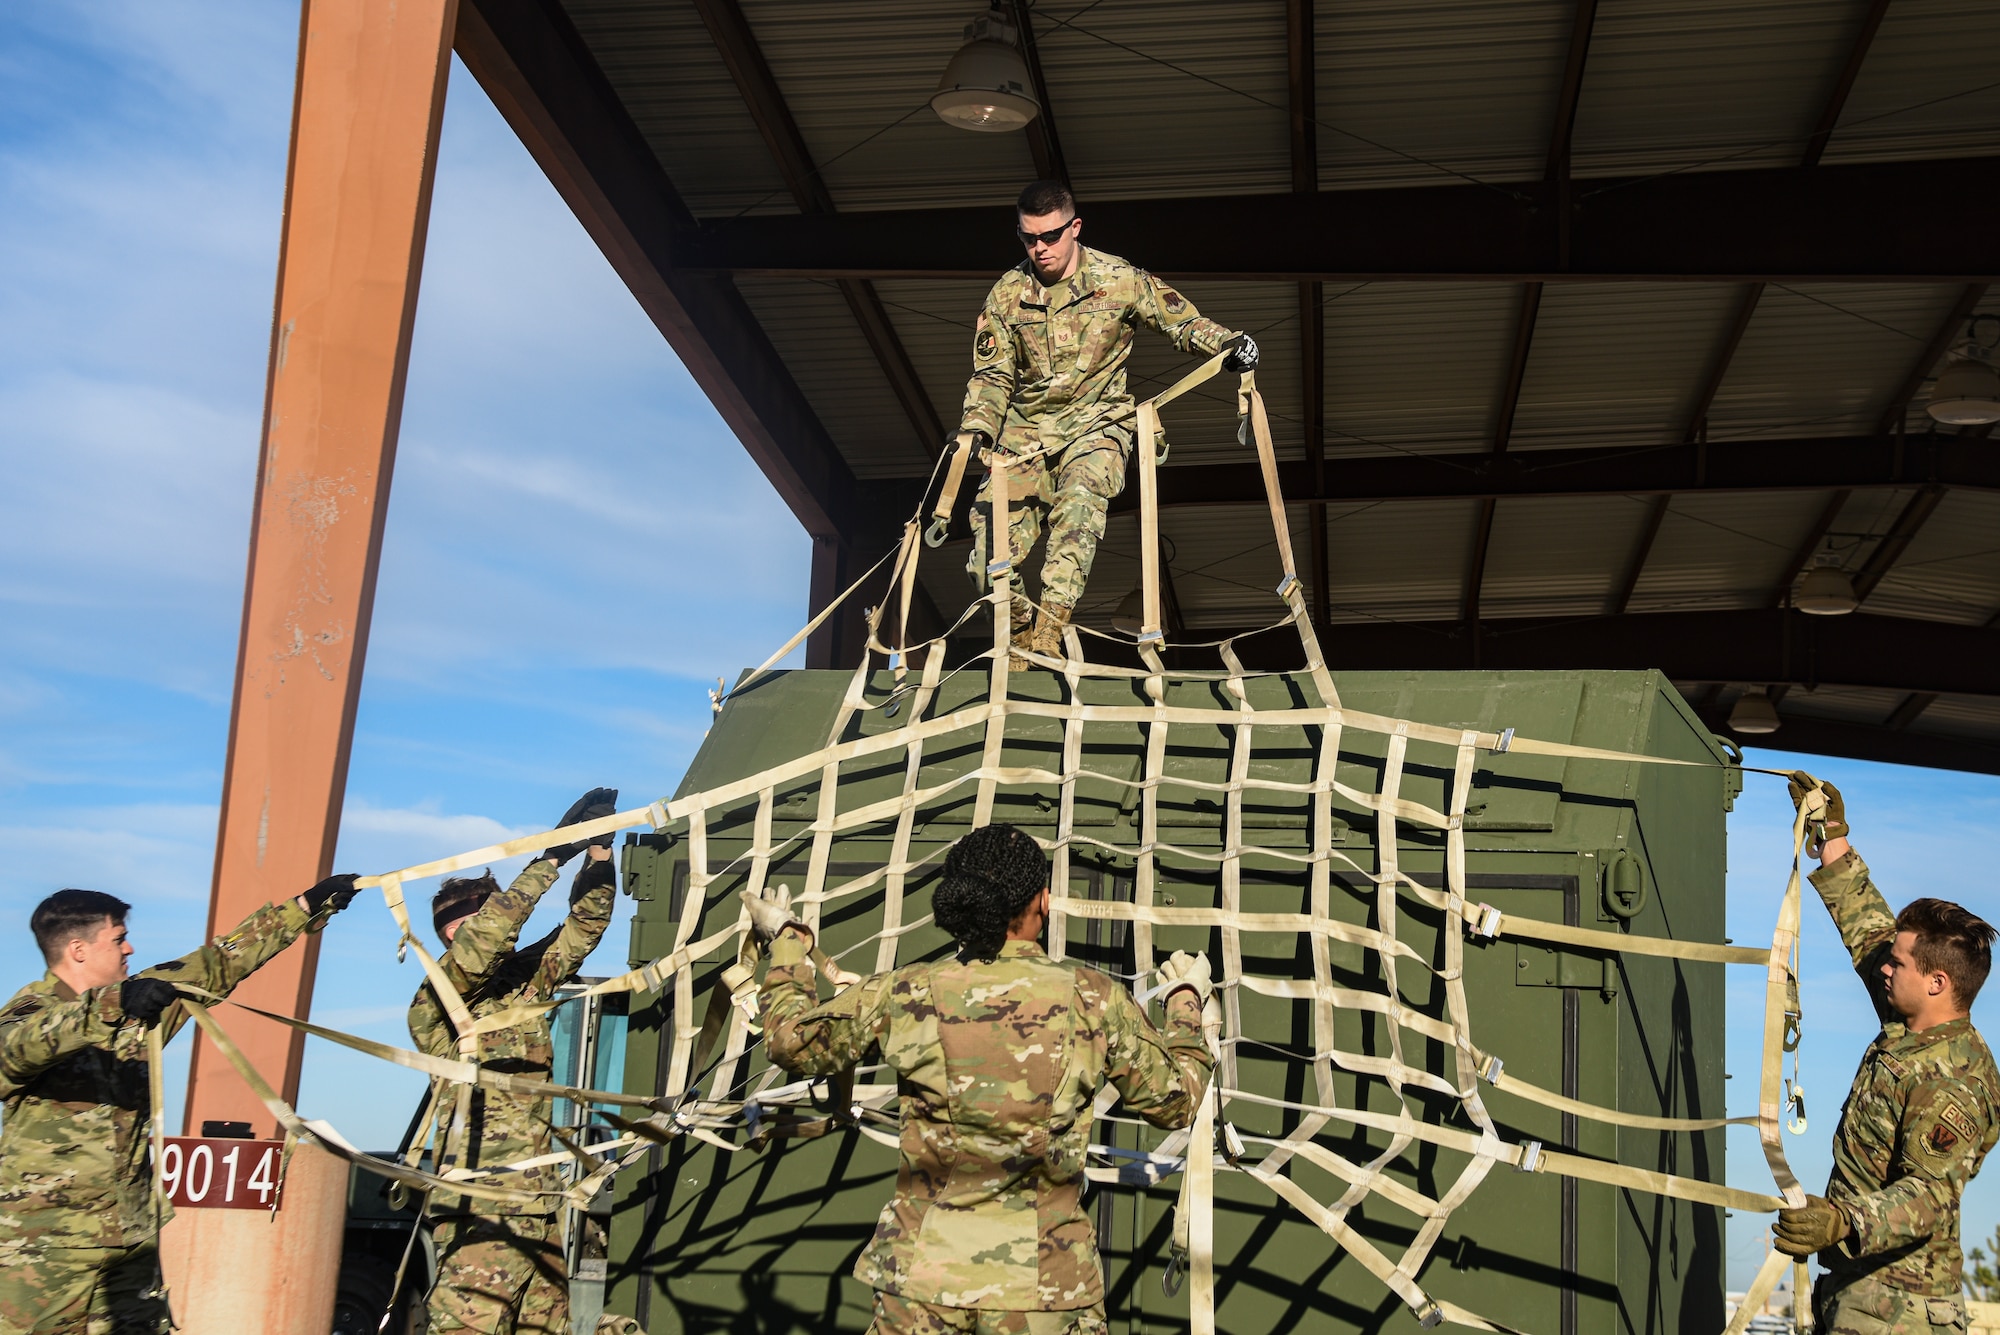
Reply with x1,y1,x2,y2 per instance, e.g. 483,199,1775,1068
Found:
174,352,1823,1335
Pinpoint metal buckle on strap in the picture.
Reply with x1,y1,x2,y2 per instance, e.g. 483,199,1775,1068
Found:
1490,727,1515,754
1417,1301,1445,1329
987,558,1012,578
1137,628,1165,645
1479,1055,1504,1084
1473,903,1503,938
1515,1140,1543,1172
1275,573,1300,599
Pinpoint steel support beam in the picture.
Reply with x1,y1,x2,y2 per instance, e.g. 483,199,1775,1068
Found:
1853,483,1949,602
1010,0,1069,185
675,155,2000,283
1702,709,2000,778
1255,609,2000,699
1462,282,1542,629
456,0,861,538
1287,0,1327,630
188,0,456,1138
689,0,942,459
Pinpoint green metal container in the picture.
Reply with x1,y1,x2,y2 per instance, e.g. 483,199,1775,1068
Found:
608,667,1737,1335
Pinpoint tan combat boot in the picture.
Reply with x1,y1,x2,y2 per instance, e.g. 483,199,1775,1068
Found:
1027,603,1072,660
1009,601,1036,656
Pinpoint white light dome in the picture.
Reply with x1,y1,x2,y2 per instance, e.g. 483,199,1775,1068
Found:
932,13,1039,133
1795,564,1857,615
1728,690,1782,735
1928,352,2000,426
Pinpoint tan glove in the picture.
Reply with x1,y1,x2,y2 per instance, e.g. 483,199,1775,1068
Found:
1159,951,1224,1032
1787,771,1849,843
1773,1194,1850,1257
738,883,806,945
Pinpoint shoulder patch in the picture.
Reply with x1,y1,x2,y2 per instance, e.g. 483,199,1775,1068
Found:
975,316,999,363
1159,287,1187,313
1,995,44,1022
1924,1120,1962,1158
1940,1100,1978,1143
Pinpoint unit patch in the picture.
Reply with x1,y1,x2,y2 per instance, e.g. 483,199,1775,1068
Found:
1940,1100,1978,1143
1159,287,1186,312
1925,1121,1961,1158
975,319,999,363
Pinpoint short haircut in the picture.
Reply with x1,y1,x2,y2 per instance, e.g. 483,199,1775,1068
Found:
1897,897,1996,1008
1017,179,1075,220
932,823,1049,962
33,889,132,965
433,870,501,940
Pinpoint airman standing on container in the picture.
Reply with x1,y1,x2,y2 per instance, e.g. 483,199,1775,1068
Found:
408,787,629,1335
1774,774,2000,1335
957,179,1257,658
0,873,362,1335
744,822,1218,1335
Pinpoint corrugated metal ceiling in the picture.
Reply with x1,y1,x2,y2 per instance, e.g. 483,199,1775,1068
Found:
548,0,2000,759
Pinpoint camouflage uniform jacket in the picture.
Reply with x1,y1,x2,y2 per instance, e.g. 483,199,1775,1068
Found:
1809,850,2000,1295
0,898,322,1249
761,930,1214,1311
958,246,1239,458
408,857,615,1218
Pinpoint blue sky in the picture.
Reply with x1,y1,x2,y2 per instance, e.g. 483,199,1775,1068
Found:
5,0,2000,1300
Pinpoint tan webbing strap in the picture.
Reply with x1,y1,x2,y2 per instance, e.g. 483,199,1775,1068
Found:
974,451,1012,828
926,431,977,547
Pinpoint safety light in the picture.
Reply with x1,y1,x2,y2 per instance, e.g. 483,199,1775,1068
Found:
1795,559,1858,615
932,6,1039,133
1928,316,2000,426
1728,689,1782,735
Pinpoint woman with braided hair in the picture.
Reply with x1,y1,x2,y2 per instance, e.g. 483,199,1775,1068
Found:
743,822,1217,1335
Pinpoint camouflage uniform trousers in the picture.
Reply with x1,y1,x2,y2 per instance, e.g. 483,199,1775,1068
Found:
427,1215,568,1335
867,1293,1109,1335
967,433,1127,630
0,1236,168,1335
1814,1274,1967,1335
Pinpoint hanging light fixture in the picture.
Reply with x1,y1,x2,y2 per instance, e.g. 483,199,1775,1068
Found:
1795,554,1858,615
932,5,1040,133
1112,587,1145,636
1728,689,1782,735
1928,315,2000,426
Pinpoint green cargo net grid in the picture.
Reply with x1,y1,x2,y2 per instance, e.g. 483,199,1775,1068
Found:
164,351,1819,1335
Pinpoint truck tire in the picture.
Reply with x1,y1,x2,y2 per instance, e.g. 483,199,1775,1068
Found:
332,1255,400,1335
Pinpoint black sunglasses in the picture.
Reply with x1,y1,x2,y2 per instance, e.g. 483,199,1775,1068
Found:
1017,217,1078,247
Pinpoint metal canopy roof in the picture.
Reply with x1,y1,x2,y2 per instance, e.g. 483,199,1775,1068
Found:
456,0,2000,774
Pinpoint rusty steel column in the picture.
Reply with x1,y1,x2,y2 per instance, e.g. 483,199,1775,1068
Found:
183,0,457,1138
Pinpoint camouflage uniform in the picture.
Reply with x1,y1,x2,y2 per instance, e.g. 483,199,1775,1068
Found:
959,247,1240,628
1806,850,2000,1335
760,929,1213,1334
408,857,617,1335
0,898,328,1335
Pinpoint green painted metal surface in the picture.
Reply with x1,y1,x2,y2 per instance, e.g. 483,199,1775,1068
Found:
606,668,1733,1335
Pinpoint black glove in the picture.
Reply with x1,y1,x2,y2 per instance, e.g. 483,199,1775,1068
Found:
1222,334,1259,373
545,787,619,866
302,873,360,916
570,857,616,905
119,977,178,1027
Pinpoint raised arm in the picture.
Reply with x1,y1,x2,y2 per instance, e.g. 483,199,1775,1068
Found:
759,925,894,1078
1096,967,1214,1131
408,858,560,1056
1796,775,1899,1020
141,897,328,1043
958,284,1019,444
531,851,617,995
